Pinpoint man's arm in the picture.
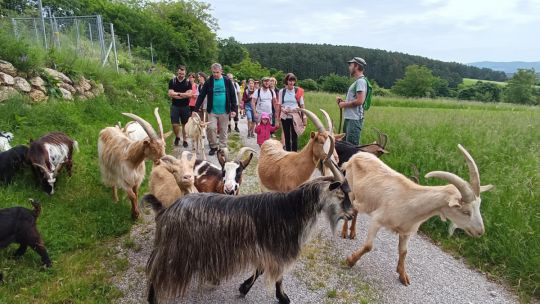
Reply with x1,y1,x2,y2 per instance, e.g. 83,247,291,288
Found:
339,91,365,108
168,89,192,99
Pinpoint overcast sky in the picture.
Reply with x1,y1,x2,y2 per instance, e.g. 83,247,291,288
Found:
207,0,540,64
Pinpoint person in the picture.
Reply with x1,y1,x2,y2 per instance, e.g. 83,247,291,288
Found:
251,77,277,125
254,80,260,91
337,57,368,145
268,77,279,137
194,63,238,155
239,79,246,118
196,72,208,121
168,65,192,147
188,72,198,113
227,73,241,133
278,73,305,151
255,112,279,147
242,79,256,138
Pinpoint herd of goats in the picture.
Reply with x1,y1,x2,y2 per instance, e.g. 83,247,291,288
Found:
0,107,494,303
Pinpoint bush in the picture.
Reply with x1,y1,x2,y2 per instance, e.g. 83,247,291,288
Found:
0,30,45,75
320,73,351,93
297,78,318,91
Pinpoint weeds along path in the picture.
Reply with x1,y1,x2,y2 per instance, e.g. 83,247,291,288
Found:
112,117,519,304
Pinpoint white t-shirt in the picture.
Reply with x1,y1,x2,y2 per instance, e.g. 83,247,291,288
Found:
278,87,304,118
252,88,275,115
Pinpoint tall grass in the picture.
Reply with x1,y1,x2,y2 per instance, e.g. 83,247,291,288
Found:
300,91,539,301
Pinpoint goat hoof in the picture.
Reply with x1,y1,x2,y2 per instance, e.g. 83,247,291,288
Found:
399,273,411,286
349,233,356,240
346,256,357,267
277,293,290,304
131,211,140,220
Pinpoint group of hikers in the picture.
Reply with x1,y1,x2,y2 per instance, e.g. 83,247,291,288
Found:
167,57,369,155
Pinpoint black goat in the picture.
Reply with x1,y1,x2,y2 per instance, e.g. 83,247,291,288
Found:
335,128,388,166
0,145,29,184
0,199,51,268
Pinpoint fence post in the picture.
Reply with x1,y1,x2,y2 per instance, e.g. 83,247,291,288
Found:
75,19,80,52
33,19,40,43
11,18,18,39
127,34,132,58
38,0,48,49
47,7,55,48
110,23,119,73
150,42,154,65
97,15,106,64
88,23,93,43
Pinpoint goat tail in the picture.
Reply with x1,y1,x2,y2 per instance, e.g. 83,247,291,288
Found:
140,194,164,214
29,199,41,218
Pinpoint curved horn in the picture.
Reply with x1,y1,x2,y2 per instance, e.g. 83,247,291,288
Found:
425,171,476,202
457,144,480,196
373,127,388,149
324,158,344,182
220,148,230,162
159,155,177,165
235,147,257,162
320,109,333,133
325,133,335,160
33,163,49,172
122,112,158,140
154,108,164,141
300,109,325,133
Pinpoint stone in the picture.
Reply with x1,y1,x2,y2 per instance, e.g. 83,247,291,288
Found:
83,91,95,99
59,87,73,101
59,82,76,93
13,77,31,93
73,84,85,95
43,68,72,84
0,72,15,86
29,76,47,92
79,76,92,91
0,60,17,76
91,82,104,96
0,86,18,102
29,89,48,103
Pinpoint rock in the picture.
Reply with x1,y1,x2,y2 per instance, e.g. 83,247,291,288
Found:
13,77,31,93
59,82,76,93
91,82,104,96
0,60,17,76
0,72,15,85
29,76,47,92
59,87,73,101
79,76,92,91
29,89,48,103
83,91,95,99
43,68,72,84
73,84,85,95
0,86,19,102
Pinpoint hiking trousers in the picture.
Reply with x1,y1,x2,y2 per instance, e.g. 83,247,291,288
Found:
343,118,364,145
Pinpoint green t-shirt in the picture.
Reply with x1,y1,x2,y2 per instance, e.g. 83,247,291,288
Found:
213,77,226,114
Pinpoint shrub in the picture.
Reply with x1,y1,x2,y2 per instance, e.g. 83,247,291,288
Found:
0,30,45,75
297,78,318,91
319,73,351,93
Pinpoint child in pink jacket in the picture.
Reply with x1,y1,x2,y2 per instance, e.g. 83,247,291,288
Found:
255,112,279,147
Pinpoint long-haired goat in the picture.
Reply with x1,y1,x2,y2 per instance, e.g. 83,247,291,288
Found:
193,147,256,195
28,132,78,195
143,159,353,304
0,131,14,152
148,152,198,209
98,108,170,219
258,109,335,192
184,112,209,160
343,145,494,286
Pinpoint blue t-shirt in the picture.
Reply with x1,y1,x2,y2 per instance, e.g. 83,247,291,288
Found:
213,77,226,114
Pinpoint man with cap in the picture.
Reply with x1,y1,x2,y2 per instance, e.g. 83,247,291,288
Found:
337,57,368,145
251,76,277,125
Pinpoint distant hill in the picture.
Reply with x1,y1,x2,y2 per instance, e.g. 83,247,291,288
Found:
244,43,507,88
468,61,540,74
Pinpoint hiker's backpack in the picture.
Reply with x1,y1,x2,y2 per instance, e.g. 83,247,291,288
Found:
353,76,373,111
255,88,276,106
280,86,304,104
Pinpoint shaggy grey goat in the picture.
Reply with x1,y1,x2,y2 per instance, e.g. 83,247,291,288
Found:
143,161,353,304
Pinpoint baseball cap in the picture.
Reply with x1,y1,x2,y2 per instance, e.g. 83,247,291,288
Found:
347,57,367,67
262,76,270,81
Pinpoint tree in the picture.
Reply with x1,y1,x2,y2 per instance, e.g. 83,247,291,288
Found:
224,57,271,81
457,81,502,102
298,79,318,91
504,69,537,104
218,37,248,66
320,74,351,93
392,65,441,98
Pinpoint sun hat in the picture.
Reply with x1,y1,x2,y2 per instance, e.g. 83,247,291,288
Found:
261,112,270,120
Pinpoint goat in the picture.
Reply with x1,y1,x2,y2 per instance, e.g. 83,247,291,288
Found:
28,132,78,195
334,128,389,167
98,108,170,219
193,147,256,195
142,159,353,304
0,199,51,268
342,144,494,286
0,131,14,152
0,145,29,184
184,112,209,160
258,109,335,192
148,152,198,209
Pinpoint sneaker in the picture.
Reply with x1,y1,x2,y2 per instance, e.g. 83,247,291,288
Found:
174,137,180,146
235,126,240,132
209,148,217,156
183,141,188,148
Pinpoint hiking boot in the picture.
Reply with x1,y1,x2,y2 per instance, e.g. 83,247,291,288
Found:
209,148,218,156
174,137,180,146
183,141,188,148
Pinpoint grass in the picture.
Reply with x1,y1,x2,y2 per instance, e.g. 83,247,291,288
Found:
463,78,507,87
300,91,540,301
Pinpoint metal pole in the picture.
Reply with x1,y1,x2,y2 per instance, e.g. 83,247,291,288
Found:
11,18,18,39
127,34,131,58
97,15,106,63
33,19,39,43
47,7,55,48
88,23,93,43
38,0,48,49
150,42,154,65
110,23,119,73
75,19,80,52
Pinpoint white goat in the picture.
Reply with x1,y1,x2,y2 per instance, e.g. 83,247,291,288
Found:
184,112,208,160
0,131,14,152
98,108,170,219
343,144,493,286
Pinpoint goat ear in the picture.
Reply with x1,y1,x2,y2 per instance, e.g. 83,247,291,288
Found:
447,197,462,208
310,131,316,139
334,133,346,141
163,131,173,140
217,150,226,167
329,181,342,191
480,184,494,193
241,153,254,168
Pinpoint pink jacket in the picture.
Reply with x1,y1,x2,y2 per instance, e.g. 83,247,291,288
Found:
255,123,279,145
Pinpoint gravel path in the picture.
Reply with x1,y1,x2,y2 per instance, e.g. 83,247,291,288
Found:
112,117,519,304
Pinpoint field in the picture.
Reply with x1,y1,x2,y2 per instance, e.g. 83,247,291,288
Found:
300,92,540,300
462,77,508,86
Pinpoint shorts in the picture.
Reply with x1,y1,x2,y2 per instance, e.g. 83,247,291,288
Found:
170,105,190,125
245,106,254,122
